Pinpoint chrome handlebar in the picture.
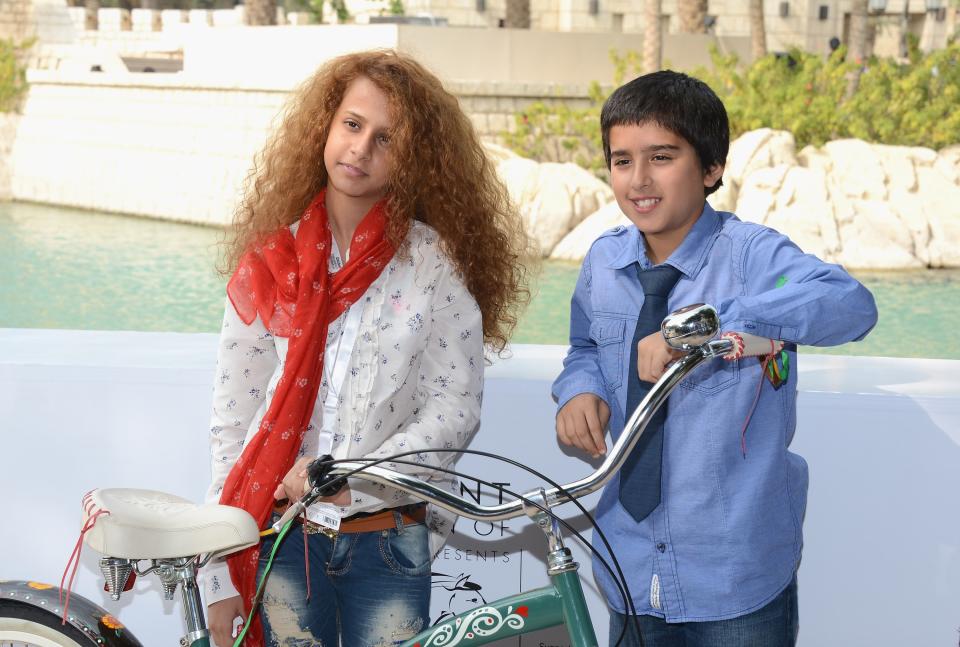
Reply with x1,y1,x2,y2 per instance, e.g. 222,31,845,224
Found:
337,338,730,521
274,332,734,531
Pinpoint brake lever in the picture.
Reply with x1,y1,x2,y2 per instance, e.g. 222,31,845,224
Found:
306,454,347,497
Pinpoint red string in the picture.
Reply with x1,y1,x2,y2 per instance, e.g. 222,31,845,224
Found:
61,491,97,604
60,507,110,624
739,339,778,458
302,514,311,602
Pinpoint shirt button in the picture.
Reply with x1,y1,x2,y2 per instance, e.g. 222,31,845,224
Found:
656,543,666,553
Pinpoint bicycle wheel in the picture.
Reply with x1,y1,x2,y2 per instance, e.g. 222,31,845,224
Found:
0,601,91,646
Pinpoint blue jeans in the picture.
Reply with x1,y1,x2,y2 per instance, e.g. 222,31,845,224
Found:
256,512,431,647
608,576,798,647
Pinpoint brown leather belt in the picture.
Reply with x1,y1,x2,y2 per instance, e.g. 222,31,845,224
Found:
276,503,427,538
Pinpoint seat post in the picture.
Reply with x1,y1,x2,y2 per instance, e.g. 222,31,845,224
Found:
175,560,211,647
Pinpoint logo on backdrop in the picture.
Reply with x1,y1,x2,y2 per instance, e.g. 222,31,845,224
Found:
430,481,519,626
430,572,487,625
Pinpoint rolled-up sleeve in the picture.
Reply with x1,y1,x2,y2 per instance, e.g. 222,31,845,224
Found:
717,228,878,346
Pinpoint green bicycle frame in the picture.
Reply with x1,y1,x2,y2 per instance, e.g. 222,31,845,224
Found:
401,568,597,647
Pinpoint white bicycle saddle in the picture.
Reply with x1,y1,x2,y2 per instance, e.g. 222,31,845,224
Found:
81,488,260,560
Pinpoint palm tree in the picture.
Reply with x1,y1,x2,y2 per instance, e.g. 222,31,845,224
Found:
246,0,277,25
847,0,869,62
845,0,869,97
642,0,662,73
898,0,911,59
505,0,530,28
85,0,98,30
749,0,767,60
677,0,707,33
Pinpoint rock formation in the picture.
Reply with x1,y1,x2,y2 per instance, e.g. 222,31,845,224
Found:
532,129,960,268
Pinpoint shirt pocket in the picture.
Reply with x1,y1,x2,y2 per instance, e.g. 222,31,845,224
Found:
589,317,627,391
679,356,740,395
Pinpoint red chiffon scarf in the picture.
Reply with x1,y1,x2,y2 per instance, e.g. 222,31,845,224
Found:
219,190,395,644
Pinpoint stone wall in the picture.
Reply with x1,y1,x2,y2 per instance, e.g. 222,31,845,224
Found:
6,71,595,226
0,113,20,200
9,72,284,225
450,80,593,136
0,0,33,42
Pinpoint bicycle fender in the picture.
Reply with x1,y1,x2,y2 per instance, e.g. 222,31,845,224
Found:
0,580,144,646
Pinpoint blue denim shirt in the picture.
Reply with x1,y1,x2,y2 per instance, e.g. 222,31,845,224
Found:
552,204,877,622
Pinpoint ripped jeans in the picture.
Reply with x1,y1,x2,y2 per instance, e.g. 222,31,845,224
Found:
256,513,431,647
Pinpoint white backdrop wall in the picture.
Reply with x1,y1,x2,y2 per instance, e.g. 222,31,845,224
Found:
0,329,958,646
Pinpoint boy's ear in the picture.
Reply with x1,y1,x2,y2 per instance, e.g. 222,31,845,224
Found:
704,163,725,189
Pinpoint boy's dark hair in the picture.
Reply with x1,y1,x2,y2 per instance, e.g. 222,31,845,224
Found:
601,70,729,196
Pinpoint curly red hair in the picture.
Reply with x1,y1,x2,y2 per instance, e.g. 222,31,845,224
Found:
224,50,532,351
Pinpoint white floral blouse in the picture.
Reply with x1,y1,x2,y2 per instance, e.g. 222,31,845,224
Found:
203,221,484,604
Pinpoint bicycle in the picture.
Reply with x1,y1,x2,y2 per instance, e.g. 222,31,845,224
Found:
0,303,781,647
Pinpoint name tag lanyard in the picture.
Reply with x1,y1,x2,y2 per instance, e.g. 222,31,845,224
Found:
308,240,365,530
321,303,364,440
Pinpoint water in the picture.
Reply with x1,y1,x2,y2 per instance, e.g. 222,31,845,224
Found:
3,202,959,360
1,202,226,333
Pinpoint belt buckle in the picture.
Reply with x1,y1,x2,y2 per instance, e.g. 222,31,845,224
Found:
318,525,338,539
302,519,338,538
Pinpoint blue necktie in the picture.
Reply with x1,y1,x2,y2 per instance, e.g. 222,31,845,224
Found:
619,264,682,522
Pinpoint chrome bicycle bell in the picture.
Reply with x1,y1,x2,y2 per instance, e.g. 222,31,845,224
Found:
661,303,720,350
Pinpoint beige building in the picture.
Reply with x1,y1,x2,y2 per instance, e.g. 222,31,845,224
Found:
8,0,955,60
357,0,957,56
1,0,34,40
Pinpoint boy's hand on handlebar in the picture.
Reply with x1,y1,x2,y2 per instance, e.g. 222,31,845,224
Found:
274,456,352,506
208,595,244,647
556,393,610,458
636,331,683,383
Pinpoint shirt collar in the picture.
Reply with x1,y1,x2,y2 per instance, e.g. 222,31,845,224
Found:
606,202,721,279
608,226,646,270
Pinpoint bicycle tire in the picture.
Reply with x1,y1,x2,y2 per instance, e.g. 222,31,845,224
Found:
0,601,92,646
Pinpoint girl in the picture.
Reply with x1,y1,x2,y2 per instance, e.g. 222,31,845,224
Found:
203,51,530,646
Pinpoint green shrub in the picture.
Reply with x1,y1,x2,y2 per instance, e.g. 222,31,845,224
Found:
0,38,30,113
503,43,960,171
698,42,960,150
329,0,349,22
282,0,326,22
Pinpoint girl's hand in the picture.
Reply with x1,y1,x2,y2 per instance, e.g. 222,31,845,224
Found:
636,331,683,383
273,456,314,502
273,456,352,507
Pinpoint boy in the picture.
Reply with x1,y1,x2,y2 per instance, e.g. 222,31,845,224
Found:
552,71,877,646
